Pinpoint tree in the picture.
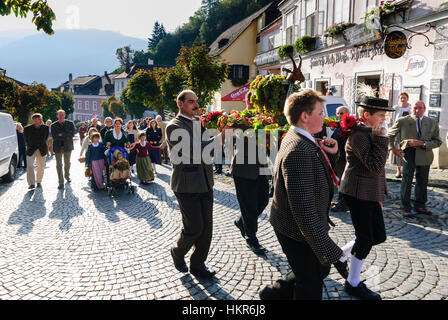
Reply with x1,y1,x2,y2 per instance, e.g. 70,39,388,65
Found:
0,0,56,35
177,44,228,106
160,66,188,112
120,87,146,119
54,91,74,116
15,83,48,125
101,96,115,118
109,100,126,118
39,92,61,122
0,75,19,114
116,46,134,73
126,69,160,107
148,21,167,49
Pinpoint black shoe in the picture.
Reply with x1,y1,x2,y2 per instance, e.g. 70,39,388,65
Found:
246,238,266,255
28,184,35,190
259,285,283,300
344,280,381,300
170,248,188,273
190,266,216,279
331,202,348,212
333,260,348,279
58,184,64,189
234,219,245,238
36,183,42,188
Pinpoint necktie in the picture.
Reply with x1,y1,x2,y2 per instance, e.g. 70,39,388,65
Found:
315,139,340,187
417,118,422,139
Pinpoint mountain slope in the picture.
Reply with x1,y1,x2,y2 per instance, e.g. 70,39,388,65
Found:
0,29,147,88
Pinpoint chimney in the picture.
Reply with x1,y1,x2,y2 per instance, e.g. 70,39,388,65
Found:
69,73,73,81
104,71,110,82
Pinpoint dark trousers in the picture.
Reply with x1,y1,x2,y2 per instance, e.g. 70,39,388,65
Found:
18,149,27,168
342,194,386,260
275,231,330,300
401,148,430,211
233,175,269,241
173,190,213,269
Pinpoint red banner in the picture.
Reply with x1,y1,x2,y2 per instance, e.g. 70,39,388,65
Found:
221,83,250,102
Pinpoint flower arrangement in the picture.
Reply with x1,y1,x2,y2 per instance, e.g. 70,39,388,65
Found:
364,0,400,22
324,22,355,38
323,113,368,137
113,159,130,171
199,111,224,129
294,35,316,54
250,74,289,113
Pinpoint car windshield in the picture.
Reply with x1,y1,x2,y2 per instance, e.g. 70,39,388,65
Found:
326,103,344,118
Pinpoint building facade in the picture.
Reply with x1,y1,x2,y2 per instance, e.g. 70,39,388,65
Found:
276,0,448,168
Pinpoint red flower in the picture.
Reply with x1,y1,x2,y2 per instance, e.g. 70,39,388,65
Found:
340,113,356,130
329,121,339,129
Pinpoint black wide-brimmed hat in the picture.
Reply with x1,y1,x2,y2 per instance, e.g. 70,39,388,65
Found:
356,96,395,112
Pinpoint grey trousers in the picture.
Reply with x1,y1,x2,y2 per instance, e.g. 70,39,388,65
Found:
55,151,72,185
401,148,430,211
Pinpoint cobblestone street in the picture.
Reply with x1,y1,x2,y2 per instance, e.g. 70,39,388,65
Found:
0,140,447,300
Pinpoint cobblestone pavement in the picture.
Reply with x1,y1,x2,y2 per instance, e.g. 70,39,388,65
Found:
0,141,447,300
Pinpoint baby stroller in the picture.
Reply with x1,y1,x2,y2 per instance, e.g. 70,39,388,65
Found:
105,146,135,197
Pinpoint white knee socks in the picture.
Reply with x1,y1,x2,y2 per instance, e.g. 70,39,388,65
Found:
347,255,364,287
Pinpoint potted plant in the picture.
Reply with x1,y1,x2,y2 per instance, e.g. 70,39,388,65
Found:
294,35,316,55
324,22,355,43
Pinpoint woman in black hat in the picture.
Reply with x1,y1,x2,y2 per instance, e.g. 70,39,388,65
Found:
339,95,395,300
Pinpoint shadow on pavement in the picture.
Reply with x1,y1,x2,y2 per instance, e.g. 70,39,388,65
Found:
7,188,46,235
121,192,163,229
49,184,84,231
180,273,235,300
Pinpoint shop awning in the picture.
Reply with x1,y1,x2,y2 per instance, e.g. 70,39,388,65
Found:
221,83,250,101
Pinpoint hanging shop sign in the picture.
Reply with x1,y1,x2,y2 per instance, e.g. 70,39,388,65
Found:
310,42,384,69
404,55,428,77
428,110,440,122
430,79,442,93
429,94,441,108
384,31,407,59
343,16,382,46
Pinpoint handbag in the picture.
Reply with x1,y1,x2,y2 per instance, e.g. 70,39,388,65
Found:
78,157,86,163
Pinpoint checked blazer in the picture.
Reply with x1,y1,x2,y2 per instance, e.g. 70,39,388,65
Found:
339,127,389,203
269,129,342,266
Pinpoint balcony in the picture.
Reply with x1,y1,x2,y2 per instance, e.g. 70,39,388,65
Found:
254,47,280,67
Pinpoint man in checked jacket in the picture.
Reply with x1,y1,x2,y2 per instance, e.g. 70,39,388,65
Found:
261,90,345,300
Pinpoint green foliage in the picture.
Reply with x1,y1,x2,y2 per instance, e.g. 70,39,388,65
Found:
149,0,276,65
148,21,167,49
250,75,289,113
324,22,355,38
294,35,316,54
16,83,48,125
54,91,74,116
0,0,56,35
126,69,160,107
177,44,228,106
160,67,188,112
116,46,134,72
0,75,19,113
120,87,146,119
39,92,61,122
109,101,126,118
277,45,294,61
101,96,115,119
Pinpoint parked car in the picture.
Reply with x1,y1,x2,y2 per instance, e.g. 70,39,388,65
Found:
322,96,349,137
0,112,19,182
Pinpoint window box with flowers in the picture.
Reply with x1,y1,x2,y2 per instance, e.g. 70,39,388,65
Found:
294,35,316,55
364,0,413,27
324,22,356,46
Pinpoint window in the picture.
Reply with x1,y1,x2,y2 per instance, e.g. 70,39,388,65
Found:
93,101,97,111
333,0,350,24
268,35,275,50
305,0,316,36
229,65,250,86
78,101,82,110
85,101,89,110
77,115,82,121
285,11,294,45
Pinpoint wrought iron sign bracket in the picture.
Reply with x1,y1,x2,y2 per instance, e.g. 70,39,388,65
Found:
383,23,435,49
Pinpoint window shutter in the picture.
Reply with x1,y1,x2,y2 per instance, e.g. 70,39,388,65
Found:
243,65,249,81
229,65,234,80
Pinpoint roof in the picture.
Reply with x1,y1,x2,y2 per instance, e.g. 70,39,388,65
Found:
70,75,98,86
209,2,274,57
114,63,173,79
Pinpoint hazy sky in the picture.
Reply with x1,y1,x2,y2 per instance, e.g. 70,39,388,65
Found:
0,0,203,39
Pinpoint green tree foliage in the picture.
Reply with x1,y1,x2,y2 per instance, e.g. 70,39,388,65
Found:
160,67,188,112
0,75,19,113
39,92,61,122
109,100,126,118
0,0,56,35
16,83,48,125
116,46,134,73
177,44,228,106
126,69,160,108
149,0,277,65
120,87,146,119
101,96,116,119
148,21,167,49
54,91,74,116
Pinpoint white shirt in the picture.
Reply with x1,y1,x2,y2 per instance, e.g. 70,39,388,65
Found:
179,113,193,121
112,129,123,140
292,126,316,144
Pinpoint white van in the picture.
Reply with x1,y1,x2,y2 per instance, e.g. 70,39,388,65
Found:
322,96,349,137
0,112,18,182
